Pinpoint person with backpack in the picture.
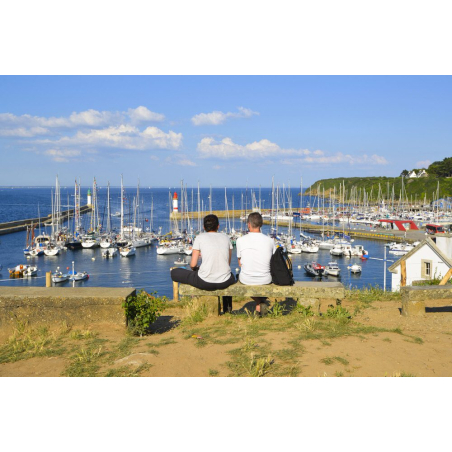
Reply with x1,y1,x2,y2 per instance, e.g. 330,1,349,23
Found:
236,212,276,316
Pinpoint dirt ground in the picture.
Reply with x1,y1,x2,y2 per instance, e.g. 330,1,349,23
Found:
1,297,451,377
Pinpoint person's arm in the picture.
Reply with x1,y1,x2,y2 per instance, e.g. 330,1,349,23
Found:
190,249,200,270
238,257,242,267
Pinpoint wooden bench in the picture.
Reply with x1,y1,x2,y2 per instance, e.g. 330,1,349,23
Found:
176,281,345,316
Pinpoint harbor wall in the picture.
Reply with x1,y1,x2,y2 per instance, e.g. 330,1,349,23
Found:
0,287,134,337
0,205,91,235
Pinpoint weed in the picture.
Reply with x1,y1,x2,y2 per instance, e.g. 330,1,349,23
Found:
321,357,334,365
335,371,344,377
293,304,316,317
209,369,219,377
0,321,66,364
321,356,349,366
70,329,98,340
268,302,286,318
296,317,317,333
325,305,352,321
181,300,209,325
393,371,415,377
383,337,392,343
248,354,273,377
346,285,401,303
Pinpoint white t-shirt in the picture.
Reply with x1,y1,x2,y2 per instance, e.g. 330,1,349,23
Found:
193,232,233,283
236,232,276,285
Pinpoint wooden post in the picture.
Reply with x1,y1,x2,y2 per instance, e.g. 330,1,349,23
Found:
170,267,179,302
439,268,452,285
401,260,407,287
46,271,52,287
173,281,179,302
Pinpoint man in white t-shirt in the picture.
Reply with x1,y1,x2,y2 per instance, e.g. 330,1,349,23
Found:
236,212,276,316
171,214,235,313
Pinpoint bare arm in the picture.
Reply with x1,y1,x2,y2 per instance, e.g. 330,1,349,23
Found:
190,249,200,269
238,257,242,267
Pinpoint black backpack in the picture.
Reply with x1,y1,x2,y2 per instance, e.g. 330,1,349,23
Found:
270,247,295,286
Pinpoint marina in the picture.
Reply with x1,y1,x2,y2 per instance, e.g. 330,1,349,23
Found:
0,181,437,297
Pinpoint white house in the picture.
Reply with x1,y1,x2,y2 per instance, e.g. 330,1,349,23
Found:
408,170,418,178
418,169,428,177
389,237,452,291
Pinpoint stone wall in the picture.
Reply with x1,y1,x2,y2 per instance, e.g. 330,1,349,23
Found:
401,285,452,316
0,287,135,335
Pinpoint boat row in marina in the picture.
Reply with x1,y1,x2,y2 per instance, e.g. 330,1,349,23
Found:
303,260,362,277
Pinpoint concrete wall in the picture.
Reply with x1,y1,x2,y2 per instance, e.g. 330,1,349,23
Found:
0,287,135,336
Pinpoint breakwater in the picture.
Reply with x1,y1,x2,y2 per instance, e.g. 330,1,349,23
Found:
0,205,92,235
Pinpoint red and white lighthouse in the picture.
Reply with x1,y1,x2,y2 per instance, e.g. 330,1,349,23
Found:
172,192,178,212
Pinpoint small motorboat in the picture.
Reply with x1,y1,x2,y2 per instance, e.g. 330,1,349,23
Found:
23,266,38,277
52,268,69,283
69,271,89,281
324,261,340,277
304,262,325,277
9,264,35,277
348,264,362,274
329,245,344,257
102,247,118,258
119,245,136,257
174,257,189,266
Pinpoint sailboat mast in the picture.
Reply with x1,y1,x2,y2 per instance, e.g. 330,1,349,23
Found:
120,175,124,239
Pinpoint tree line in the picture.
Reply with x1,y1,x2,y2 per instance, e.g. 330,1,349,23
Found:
401,157,452,178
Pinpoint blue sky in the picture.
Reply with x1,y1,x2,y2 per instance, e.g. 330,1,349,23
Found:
0,76,451,188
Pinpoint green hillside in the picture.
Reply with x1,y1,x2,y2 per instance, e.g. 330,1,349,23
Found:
307,176,452,202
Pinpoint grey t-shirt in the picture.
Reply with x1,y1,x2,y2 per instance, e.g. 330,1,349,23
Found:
236,232,276,285
193,232,233,283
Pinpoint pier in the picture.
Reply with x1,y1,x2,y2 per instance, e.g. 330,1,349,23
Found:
170,210,427,243
0,205,92,236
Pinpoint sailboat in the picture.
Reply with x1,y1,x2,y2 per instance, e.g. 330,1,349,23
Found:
117,175,136,257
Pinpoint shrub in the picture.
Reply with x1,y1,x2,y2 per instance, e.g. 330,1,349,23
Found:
123,290,166,336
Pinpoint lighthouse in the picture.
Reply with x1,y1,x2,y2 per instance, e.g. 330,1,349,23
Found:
172,192,178,212
87,189,92,207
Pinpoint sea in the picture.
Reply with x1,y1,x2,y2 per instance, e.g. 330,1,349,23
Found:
0,186,393,298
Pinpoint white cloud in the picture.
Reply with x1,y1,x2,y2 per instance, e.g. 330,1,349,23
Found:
198,137,318,159
0,106,166,137
191,106,259,126
44,149,81,163
128,106,165,123
197,136,388,166
178,158,197,167
38,124,182,151
416,160,431,168
0,126,49,137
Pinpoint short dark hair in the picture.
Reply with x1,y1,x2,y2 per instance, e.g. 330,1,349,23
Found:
248,212,263,229
204,214,219,232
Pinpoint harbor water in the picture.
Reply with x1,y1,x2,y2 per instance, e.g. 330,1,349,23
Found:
0,186,395,297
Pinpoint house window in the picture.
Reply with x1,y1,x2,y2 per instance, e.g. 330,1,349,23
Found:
421,260,433,279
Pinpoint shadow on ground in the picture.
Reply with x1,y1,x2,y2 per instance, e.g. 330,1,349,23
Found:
148,315,181,334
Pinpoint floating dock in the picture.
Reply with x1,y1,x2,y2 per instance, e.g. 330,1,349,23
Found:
0,205,91,235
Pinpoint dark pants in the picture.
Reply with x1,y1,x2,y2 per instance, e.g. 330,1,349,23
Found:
171,268,235,313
